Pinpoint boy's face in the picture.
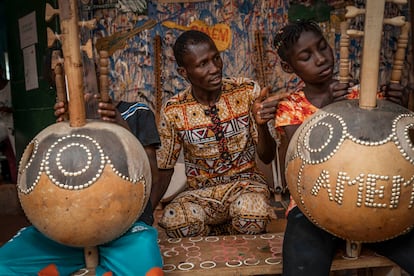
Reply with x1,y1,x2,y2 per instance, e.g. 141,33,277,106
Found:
282,30,334,85
177,40,223,94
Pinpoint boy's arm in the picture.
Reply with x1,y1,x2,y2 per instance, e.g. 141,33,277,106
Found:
284,125,300,143
144,146,172,209
54,94,130,130
98,101,130,130
154,168,174,205
381,83,410,108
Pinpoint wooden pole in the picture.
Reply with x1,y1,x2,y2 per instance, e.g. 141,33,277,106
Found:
154,35,162,125
99,51,110,103
339,21,350,84
84,246,99,275
390,22,410,83
358,0,386,110
57,0,86,127
54,63,69,121
409,0,414,111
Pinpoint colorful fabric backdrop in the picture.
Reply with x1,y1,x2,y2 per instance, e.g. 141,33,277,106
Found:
78,0,412,114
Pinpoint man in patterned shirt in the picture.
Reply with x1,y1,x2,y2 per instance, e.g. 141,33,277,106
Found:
156,30,285,238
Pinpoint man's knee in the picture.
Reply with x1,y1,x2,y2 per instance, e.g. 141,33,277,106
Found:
229,192,272,234
158,201,208,237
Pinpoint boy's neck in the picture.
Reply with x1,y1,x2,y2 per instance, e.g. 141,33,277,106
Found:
303,81,334,108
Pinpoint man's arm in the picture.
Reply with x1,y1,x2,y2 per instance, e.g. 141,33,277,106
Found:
256,123,276,164
253,88,289,164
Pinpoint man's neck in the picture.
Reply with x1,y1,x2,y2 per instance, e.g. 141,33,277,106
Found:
192,89,221,107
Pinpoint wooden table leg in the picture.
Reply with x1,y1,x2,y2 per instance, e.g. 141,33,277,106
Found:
345,240,362,259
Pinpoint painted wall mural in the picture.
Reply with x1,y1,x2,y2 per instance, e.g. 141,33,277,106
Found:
80,0,295,113
76,0,412,115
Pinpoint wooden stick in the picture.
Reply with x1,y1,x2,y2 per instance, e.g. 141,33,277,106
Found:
58,0,86,127
156,0,206,2
47,27,61,48
339,21,350,84
359,0,386,110
345,6,365,19
78,18,97,30
386,0,407,4
390,22,410,83
154,35,162,125
346,29,364,38
45,2,59,22
383,16,406,27
254,31,268,88
81,39,94,59
346,240,362,259
54,63,69,121
95,19,157,56
410,0,414,112
84,246,99,275
99,50,110,103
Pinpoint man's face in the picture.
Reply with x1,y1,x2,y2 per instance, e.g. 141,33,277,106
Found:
284,30,334,85
178,41,223,94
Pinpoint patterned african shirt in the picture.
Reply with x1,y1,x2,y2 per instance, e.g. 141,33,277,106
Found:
275,84,383,215
157,77,266,190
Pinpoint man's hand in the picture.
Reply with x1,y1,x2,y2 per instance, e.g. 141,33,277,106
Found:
253,87,289,125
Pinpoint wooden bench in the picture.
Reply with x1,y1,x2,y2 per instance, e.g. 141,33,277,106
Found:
158,233,402,275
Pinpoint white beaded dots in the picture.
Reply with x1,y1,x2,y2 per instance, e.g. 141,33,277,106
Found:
44,134,105,190
290,111,414,243
19,133,143,193
296,113,347,165
392,114,414,165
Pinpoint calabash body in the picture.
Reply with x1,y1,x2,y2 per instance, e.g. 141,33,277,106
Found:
286,100,414,242
17,121,151,247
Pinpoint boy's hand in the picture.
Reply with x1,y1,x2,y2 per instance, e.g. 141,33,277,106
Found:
54,101,67,122
97,101,118,123
381,83,409,108
330,80,351,102
53,93,118,122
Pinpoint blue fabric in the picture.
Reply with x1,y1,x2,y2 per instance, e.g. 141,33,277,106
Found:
0,221,163,276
